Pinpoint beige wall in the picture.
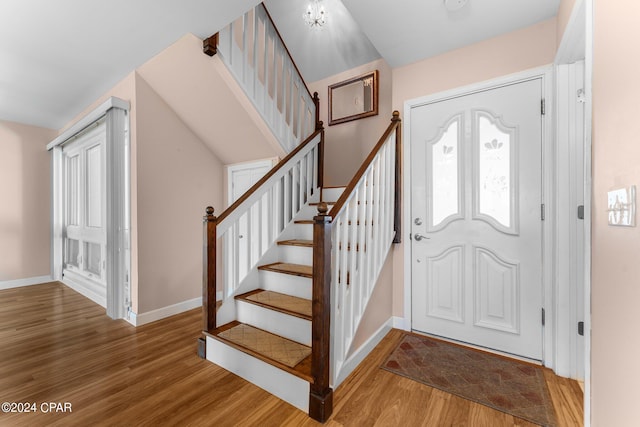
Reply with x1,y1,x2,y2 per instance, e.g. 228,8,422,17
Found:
592,1,640,424
137,33,285,166
349,250,394,354
389,18,557,317
0,120,56,281
309,58,394,187
392,17,557,111
557,0,577,47
135,74,224,313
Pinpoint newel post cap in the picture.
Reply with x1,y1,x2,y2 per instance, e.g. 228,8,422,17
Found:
204,206,217,221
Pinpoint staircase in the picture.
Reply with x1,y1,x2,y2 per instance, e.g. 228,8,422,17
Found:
196,3,402,423
203,188,343,413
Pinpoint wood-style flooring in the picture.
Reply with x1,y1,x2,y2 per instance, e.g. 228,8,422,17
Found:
0,282,584,426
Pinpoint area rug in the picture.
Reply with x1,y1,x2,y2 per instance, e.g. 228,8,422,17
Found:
382,334,556,426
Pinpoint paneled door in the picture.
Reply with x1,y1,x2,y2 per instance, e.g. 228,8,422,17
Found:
410,79,544,360
61,123,107,306
227,159,276,285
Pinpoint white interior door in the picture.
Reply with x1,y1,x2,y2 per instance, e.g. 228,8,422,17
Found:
410,79,544,360
227,159,276,284
61,123,107,307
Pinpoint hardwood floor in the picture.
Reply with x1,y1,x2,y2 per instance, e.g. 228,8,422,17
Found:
0,282,583,426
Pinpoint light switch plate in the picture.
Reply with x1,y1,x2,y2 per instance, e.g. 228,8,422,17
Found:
607,185,636,226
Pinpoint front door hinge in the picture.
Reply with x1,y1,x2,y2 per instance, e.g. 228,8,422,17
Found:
578,321,584,336
541,99,546,115
541,204,545,221
542,308,546,326
577,205,585,220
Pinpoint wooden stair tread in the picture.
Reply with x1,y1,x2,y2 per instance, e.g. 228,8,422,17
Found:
277,239,313,247
294,219,314,224
209,321,312,382
236,289,312,320
258,262,312,278
309,201,336,206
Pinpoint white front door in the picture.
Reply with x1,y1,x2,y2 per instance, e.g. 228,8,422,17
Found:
410,79,544,360
61,123,108,307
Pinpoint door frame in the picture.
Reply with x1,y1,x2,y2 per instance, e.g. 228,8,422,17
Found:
226,157,279,206
402,66,556,366
48,97,131,319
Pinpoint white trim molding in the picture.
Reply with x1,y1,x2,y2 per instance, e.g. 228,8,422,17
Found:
126,297,202,327
47,97,130,150
0,276,53,290
403,65,555,367
333,317,393,388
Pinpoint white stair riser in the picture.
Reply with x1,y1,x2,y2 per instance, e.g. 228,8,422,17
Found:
322,187,346,202
207,337,310,412
279,245,313,265
294,224,313,241
237,300,311,346
260,270,312,300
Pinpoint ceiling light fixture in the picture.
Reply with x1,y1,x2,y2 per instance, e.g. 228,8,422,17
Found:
303,0,327,29
444,0,469,12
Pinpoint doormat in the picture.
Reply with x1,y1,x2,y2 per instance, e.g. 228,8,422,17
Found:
382,334,556,426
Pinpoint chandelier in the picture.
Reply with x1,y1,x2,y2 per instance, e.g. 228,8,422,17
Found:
303,0,327,29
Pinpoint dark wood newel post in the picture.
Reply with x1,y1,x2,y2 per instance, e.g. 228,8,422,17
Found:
203,33,219,56
313,92,321,130
198,206,217,359
392,111,402,244
309,202,333,422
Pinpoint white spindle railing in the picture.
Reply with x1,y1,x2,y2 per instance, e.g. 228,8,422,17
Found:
216,131,321,308
216,4,317,153
327,124,399,387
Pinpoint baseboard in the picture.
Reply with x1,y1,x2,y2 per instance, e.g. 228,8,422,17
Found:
62,276,106,308
126,296,202,326
333,317,393,388
0,275,53,290
392,316,409,330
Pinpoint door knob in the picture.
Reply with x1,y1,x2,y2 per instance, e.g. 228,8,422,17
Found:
414,233,429,241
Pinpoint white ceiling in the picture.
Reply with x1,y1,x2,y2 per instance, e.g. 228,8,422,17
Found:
0,0,260,129
342,0,560,68
0,0,560,131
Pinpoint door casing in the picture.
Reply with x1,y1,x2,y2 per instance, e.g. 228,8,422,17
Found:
49,97,130,320
402,66,558,368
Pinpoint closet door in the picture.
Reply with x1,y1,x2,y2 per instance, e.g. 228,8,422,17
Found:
62,124,107,306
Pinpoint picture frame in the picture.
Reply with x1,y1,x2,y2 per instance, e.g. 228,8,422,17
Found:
328,70,379,126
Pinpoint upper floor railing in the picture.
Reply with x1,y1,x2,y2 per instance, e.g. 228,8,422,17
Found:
204,3,319,153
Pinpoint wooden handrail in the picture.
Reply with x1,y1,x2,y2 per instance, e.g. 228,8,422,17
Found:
216,127,323,227
328,111,402,232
